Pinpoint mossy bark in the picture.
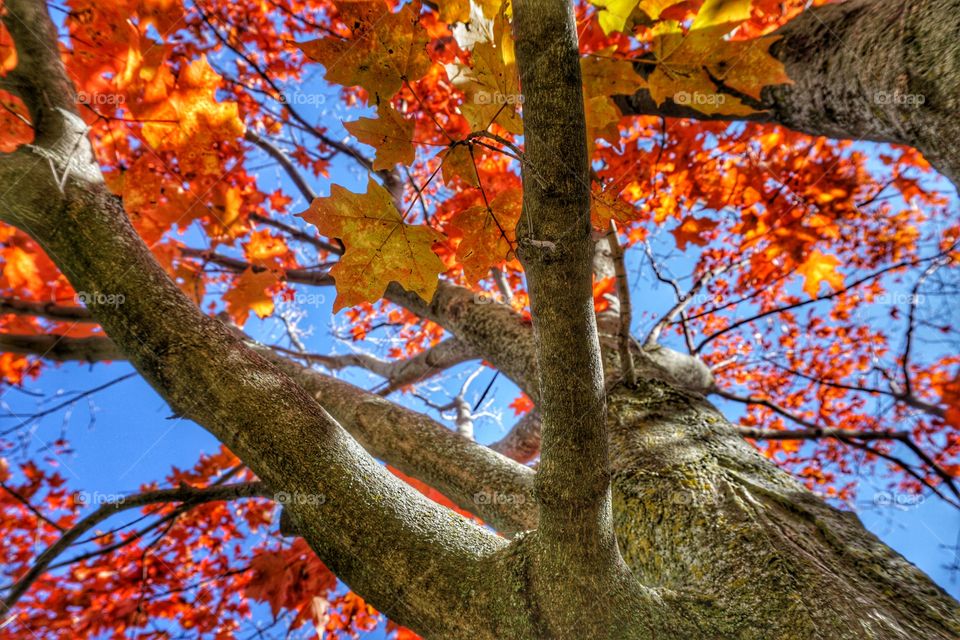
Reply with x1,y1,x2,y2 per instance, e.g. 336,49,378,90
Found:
608,382,960,639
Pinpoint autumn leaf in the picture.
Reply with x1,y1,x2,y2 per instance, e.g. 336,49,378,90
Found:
1,246,43,292
671,215,720,250
449,14,522,134
590,0,647,35
299,177,446,310
223,268,280,327
590,184,637,229
647,65,757,116
796,250,844,298
344,103,416,171
638,0,688,20
593,275,617,312
690,0,751,32
135,56,246,176
584,94,622,151
448,188,522,284
581,48,646,99
441,142,481,188
645,0,790,116
434,0,503,24
509,393,534,416
296,1,432,102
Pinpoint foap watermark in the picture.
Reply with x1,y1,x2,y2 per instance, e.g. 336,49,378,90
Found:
474,90,524,106
870,292,926,306
76,91,126,107
274,491,327,506
292,292,327,307
279,92,327,107
74,491,127,506
473,291,503,305
473,491,526,506
874,91,926,107
76,291,126,307
872,490,925,510
674,91,726,108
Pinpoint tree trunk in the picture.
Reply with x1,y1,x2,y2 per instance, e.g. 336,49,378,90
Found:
607,382,960,639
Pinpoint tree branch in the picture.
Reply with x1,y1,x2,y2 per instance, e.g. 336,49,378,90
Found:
296,338,477,395
0,1,504,632
0,297,95,322
0,332,122,361
1,481,269,612
489,411,541,464
0,331,537,533
513,3,627,629
615,0,960,186
244,130,318,202
723,390,960,506
179,248,540,398
607,223,636,386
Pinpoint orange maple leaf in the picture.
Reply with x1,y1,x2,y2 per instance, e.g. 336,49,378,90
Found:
671,215,719,250
796,250,844,298
223,268,280,327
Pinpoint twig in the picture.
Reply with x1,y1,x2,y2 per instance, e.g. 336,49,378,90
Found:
0,481,268,613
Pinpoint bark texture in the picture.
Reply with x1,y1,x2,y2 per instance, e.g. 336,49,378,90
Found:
616,0,960,185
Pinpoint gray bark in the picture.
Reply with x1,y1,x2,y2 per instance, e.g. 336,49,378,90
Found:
616,0,960,186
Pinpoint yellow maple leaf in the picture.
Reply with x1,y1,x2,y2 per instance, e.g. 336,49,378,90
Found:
299,177,446,310
450,12,522,134
584,94,622,152
589,0,644,35
448,188,522,284
796,250,844,298
296,1,432,102
456,43,522,133
344,104,415,171
647,0,790,117
441,142,481,188
690,0,752,32
435,0,503,23
224,268,280,327
580,48,646,100
648,65,757,116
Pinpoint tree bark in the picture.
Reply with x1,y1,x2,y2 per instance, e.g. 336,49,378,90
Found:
616,0,960,186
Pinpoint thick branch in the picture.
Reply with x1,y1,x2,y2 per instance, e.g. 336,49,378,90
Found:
489,411,542,464
515,0,607,533
0,1,503,632
261,348,537,533
0,331,536,533
616,0,960,186
513,0,635,633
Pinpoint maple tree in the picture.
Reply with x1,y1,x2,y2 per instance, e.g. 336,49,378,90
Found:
0,0,959,636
